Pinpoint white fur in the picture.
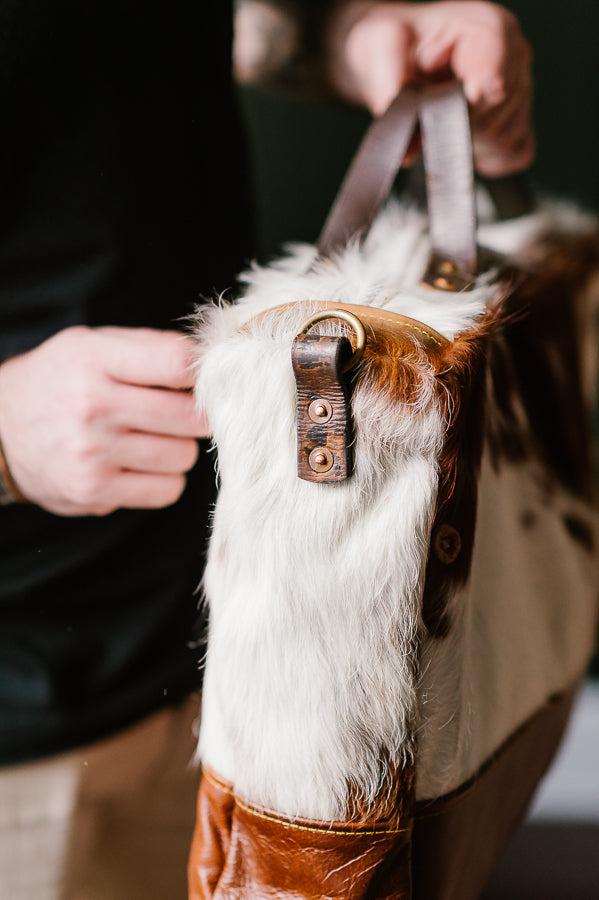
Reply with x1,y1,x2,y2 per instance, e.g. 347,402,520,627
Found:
197,302,443,819
198,202,497,344
193,198,599,819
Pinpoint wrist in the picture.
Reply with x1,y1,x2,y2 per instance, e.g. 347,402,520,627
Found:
0,435,27,505
0,361,28,505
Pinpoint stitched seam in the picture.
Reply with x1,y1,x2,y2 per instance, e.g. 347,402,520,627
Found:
234,798,411,837
202,770,411,836
312,304,447,348
357,312,445,347
248,302,447,348
203,768,235,797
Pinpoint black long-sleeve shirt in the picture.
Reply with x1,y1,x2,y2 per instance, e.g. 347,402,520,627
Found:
0,0,252,764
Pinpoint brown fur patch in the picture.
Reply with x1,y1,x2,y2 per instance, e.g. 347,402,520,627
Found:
346,758,415,829
420,303,497,638
421,227,599,638
486,231,599,501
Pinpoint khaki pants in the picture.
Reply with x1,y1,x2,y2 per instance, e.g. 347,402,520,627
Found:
0,694,202,900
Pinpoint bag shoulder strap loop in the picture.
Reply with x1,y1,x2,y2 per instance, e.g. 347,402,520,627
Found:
317,81,477,280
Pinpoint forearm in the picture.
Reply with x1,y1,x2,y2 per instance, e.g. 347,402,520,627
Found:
233,0,337,93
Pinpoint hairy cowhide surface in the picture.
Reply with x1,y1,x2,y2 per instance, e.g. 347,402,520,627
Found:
192,198,599,825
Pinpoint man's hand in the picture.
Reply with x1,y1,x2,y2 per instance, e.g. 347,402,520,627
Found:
326,1,534,176
0,327,209,516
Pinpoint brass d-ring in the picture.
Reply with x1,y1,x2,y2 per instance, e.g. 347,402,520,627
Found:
296,309,367,373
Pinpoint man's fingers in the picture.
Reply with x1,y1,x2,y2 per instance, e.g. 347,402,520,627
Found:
473,124,535,177
0,325,210,516
334,2,534,176
343,17,415,114
112,384,205,437
99,327,199,390
105,472,188,512
471,87,528,140
465,29,531,127
112,433,200,475
471,59,534,175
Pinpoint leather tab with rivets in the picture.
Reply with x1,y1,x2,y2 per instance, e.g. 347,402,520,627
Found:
291,334,354,483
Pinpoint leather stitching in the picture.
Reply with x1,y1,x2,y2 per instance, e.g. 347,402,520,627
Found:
235,798,411,837
203,768,235,796
360,312,445,348
202,768,412,836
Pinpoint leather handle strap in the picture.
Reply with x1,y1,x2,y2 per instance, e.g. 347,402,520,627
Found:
419,81,476,275
318,81,476,277
318,86,419,258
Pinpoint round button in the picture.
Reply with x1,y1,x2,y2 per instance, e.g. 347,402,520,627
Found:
433,524,462,565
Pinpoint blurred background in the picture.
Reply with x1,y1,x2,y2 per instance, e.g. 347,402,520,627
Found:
237,1,599,893
239,2,599,256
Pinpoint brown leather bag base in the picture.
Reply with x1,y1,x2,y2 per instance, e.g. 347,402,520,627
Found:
412,684,577,900
189,769,412,900
188,683,577,900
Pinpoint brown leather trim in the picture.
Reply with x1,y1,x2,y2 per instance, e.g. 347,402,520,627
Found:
201,768,233,795
200,768,411,837
189,683,580,899
189,769,413,899
188,767,236,900
411,682,580,900
251,300,449,351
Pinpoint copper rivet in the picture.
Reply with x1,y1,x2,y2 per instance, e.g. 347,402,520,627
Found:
309,447,334,473
308,398,333,424
434,276,455,290
439,260,458,275
434,524,462,565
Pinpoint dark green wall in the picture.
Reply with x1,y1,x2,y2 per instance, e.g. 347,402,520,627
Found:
503,0,599,211
240,88,369,258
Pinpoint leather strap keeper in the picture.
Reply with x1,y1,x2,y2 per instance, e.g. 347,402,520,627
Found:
292,333,354,483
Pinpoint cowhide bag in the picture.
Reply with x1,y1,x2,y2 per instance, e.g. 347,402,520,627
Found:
188,83,599,899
